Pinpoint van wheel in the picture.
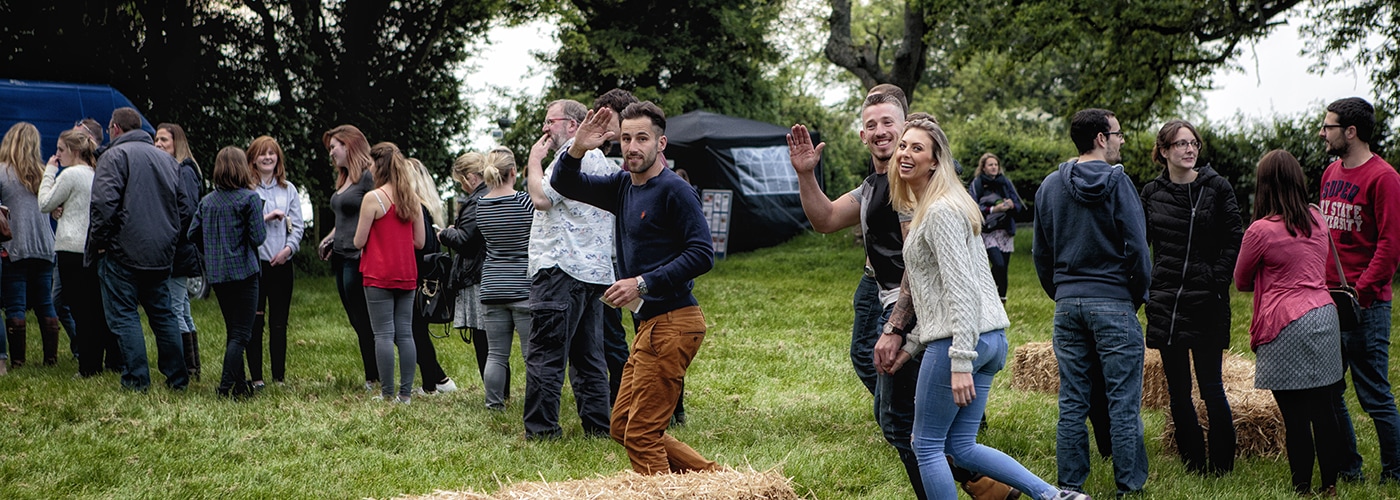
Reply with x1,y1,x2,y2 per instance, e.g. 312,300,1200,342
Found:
187,275,211,300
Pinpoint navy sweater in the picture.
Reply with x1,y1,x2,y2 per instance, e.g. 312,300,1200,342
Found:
552,153,713,320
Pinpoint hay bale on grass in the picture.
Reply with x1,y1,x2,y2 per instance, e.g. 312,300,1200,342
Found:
1009,342,1169,411
1160,353,1285,459
403,468,802,500
1010,342,1059,393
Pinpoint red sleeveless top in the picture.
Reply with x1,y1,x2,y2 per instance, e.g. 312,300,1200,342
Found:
360,193,417,290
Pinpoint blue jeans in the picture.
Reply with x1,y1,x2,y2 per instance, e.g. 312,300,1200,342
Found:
3,257,57,319
875,304,927,499
914,330,1058,500
1051,298,1148,494
850,274,882,396
168,276,197,333
1334,300,1400,480
98,256,187,391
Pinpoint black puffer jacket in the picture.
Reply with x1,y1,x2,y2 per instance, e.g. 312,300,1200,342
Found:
1140,166,1243,349
438,183,487,291
172,157,204,278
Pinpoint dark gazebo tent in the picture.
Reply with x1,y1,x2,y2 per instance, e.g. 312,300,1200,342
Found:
664,110,824,254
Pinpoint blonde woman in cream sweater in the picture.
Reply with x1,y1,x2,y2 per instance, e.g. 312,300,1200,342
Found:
877,118,1088,500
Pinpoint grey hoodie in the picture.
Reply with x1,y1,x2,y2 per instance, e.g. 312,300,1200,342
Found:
1031,159,1151,304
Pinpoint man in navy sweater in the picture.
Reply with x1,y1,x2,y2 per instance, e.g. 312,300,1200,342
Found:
551,101,719,474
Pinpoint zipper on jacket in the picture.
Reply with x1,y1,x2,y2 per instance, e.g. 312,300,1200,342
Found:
1167,183,1200,346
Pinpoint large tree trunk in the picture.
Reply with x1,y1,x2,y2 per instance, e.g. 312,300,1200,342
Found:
824,0,926,98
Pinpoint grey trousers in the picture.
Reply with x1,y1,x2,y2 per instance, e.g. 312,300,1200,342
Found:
366,287,416,398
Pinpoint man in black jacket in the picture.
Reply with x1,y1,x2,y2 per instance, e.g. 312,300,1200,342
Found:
89,107,193,392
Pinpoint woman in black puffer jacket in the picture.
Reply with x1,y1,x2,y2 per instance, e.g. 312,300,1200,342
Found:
1140,119,1243,476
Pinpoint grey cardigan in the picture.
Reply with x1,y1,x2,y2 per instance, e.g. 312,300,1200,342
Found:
0,164,55,262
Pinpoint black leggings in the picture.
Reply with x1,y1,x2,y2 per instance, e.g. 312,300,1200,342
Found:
1273,381,1344,493
250,260,293,382
332,255,377,382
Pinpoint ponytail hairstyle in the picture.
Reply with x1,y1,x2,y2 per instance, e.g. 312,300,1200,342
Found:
368,142,422,223
888,118,983,234
57,128,97,168
452,151,486,189
479,146,517,189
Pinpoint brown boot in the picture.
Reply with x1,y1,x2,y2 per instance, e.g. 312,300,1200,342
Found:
41,317,61,365
182,332,200,381
6,318,25,368
962,475,1022,500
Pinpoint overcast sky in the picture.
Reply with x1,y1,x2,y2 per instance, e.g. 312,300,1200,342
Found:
461,16,1376,150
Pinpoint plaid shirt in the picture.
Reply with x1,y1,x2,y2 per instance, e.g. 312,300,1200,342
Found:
190,188,266,284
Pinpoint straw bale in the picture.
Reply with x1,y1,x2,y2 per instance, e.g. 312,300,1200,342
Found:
1009,342,1169,411
402,467,803,500
1010,342,1059,393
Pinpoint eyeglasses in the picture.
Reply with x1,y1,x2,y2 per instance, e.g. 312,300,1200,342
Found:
1169,140,1202,151
1104,131,1125,140
543,117,574,126
1320,124,1344,131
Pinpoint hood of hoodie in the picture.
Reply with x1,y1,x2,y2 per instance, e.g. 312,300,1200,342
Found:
1059,159,1122,205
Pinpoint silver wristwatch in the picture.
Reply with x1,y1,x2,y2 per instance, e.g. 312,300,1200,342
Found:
636,275,649,296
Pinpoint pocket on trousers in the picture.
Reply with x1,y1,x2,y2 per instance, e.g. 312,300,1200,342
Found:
529,301,569,349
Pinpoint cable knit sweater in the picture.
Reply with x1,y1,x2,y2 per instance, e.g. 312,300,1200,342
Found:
901,196,1011,372
38,163,94,254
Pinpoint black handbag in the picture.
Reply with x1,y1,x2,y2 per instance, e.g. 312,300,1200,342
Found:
1325,223,1361,330
417,251,455,326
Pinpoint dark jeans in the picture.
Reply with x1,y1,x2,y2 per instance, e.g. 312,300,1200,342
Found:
1275,381,1345,493
523,267,612,438
58,252,119,376
1159,346,1235,474
51,265,77,354
985,248,1010,299
332,254,377,383
3,257,56,319
1052,298,1149,495
604,298,628,404
875,304,927,500
1334,300,1400,481
98,256,187,391
412,295,448,392
214,276,259,396
850,274,881,395
251,260,293,382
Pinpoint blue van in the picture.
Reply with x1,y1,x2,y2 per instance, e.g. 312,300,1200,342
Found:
0,79,154,158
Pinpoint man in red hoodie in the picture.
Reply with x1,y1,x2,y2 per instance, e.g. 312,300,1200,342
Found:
1318,96,1400,484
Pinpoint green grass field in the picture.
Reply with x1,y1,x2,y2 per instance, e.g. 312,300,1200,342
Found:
1,230,1397,499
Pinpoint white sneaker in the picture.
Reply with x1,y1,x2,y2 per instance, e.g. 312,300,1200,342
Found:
436,378,458,394
1054,490,1091,500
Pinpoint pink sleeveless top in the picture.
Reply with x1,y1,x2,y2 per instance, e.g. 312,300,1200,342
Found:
360,192,417,290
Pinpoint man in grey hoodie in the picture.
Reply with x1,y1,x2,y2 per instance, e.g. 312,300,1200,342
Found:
1032,108,1151,496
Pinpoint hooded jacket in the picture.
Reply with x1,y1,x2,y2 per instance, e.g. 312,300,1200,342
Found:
1140,166,1242,349
1032,159,1150,304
